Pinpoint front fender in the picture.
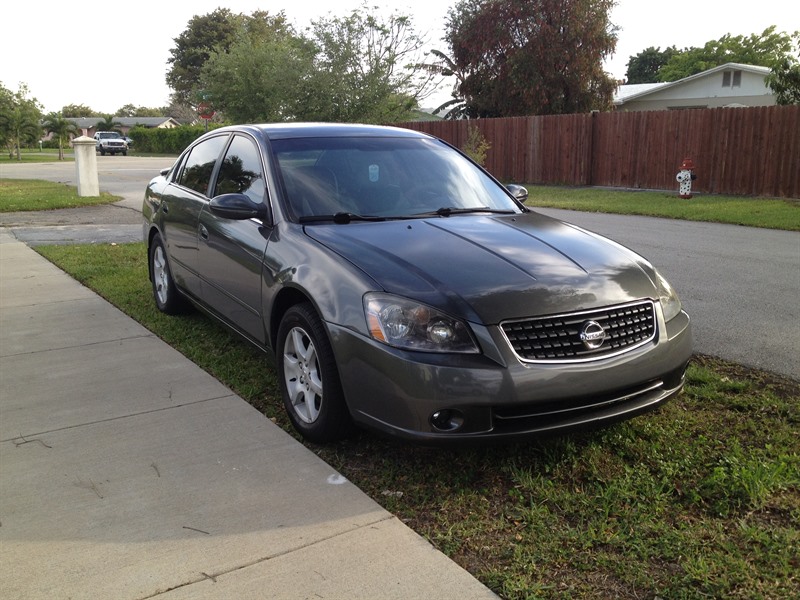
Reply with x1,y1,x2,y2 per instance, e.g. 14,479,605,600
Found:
261,222,381,350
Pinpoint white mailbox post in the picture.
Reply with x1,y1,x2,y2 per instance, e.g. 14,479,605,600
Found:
72,136,99,197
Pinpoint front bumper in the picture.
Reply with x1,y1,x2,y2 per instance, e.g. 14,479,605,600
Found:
329,309,692,443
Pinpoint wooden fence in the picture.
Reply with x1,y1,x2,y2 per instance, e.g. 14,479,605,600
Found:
397,105,800,199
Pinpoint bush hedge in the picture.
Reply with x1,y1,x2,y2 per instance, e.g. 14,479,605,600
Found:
127,124,224,154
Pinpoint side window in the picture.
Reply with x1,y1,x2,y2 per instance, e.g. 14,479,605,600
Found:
214,135,267,204
177,135,228,195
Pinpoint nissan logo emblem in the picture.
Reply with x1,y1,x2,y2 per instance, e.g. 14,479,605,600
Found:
579,320,606,350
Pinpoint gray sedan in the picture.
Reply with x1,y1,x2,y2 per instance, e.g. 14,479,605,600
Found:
142,123,691,444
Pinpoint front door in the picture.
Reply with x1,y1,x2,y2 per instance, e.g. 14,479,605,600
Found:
198,134,271,345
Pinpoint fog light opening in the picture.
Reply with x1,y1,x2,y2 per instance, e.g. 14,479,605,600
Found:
430,409,465,432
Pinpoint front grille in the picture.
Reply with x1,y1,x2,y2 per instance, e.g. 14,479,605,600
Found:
500,300,656,363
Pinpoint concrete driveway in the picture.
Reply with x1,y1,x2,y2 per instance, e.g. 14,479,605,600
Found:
2,158,798,380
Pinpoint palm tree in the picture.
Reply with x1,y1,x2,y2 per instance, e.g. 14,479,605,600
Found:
43,113,79,160
416,49,469,120
0,84,43,160
95,114,122,132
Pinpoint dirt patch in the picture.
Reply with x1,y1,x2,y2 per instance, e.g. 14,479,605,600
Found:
0,203,142,227
693,353,800,399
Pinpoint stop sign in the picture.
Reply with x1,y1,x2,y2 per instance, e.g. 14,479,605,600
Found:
197,102,215,120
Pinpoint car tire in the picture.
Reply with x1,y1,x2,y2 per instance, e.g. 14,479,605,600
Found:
149,233,188,314
277,303,354,443
100,149,106,156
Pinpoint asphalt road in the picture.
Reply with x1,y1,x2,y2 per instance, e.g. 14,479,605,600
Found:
536,207,799,381
2,157,798,381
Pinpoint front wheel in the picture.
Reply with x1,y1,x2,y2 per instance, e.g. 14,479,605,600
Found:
277,303,354,443
149,233,188,314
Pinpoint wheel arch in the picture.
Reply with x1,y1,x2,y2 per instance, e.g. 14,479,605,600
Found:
269,286,316,352
146,226,162,281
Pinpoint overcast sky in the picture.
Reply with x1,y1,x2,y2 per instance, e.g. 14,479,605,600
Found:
3,0,798,114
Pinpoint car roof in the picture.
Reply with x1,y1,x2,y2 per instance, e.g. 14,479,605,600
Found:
216,122,434,141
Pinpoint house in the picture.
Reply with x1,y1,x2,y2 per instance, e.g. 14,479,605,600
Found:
613,63,775,111
69,116,181,138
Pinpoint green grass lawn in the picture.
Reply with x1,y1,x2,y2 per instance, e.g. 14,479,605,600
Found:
525,185,800,231
36,241,800,600
0,149,74,162
0,179,119,212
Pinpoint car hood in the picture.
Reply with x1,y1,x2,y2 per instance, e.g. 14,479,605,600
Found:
304,212,659,324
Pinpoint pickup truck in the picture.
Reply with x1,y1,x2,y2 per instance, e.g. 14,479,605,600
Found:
94,131,128,156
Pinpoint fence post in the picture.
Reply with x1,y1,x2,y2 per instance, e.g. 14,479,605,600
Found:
587,111,598,186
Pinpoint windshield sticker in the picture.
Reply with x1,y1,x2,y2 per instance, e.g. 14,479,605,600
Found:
369,164,380,182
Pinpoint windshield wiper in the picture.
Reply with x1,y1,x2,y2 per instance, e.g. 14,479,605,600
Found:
299,212,387,224
421,206,518,217
299,207,517,224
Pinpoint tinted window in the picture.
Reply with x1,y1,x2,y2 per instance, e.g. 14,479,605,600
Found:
214,135,266,204
271,137,521,219
177,135,228,195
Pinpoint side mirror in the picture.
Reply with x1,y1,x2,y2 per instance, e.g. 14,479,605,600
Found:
209,193,268,220
505,184,529,203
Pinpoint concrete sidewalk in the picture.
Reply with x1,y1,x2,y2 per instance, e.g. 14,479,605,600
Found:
0,229,498,599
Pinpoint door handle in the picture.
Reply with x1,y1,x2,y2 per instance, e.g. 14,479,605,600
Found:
161,201,169,214
199,224,209,240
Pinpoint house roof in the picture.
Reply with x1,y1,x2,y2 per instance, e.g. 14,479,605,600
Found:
614,83,667,102
69,117,181,128
614,62,772,105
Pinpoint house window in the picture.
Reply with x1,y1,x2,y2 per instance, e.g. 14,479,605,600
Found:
722,70,742,87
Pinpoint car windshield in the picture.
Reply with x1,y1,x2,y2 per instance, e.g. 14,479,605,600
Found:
270,136,522,221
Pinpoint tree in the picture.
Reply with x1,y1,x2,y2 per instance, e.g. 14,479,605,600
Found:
306,5,433,123
0,84,13,152
95,114,122,132
197,4,432,124
0,82,43,160
417,49,471,119
766,32,800,104
162,99,197,123
61,103,100,118
625,46,678,84
199,12,315,122
165,8,244,106
443,0,618,117
658,26,794,82
114,104,164,117
43,112,79,160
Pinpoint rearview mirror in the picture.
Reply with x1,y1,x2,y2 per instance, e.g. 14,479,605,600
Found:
505,184,529,202
209,193,268,221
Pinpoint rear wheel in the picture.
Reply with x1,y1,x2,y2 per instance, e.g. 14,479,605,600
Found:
277,303,353,443
149,233,188,314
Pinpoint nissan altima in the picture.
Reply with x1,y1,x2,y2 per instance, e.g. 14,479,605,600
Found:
142,123,692,444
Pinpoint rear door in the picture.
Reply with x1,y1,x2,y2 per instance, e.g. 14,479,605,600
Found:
160,134,229,298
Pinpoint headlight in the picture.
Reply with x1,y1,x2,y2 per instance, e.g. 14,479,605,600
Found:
364,293,479,353
655,270,682,322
